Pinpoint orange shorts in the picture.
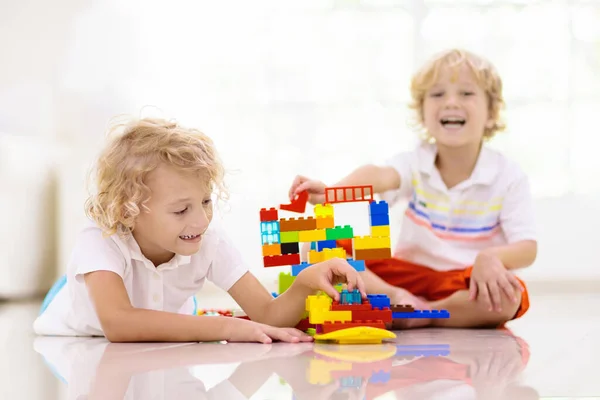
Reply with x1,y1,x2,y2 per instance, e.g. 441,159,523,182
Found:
337,240,530,320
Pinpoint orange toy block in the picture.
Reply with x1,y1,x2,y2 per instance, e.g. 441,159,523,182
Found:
262,243,281,257
279,217,317,232
316,215,334,229
354,248,392,260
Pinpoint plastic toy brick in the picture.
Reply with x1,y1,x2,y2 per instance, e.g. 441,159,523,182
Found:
325,225,354,240
262,243,281,257
346,259,366,271
392,309,450,319
316,239,337,251
279,190,308,213
280,231,299,243
309,248,347,263
263,253,300,267
314,326,396,344
340,289,362,305
291,261,312,276
298,229,327,242
314,203,334,218
306,295,352,324
308,250,323,264
370,214,390,226
278,272,296,294
331,302,373,311
322,320,387,334
371,225,391,237
391,304,415,313
367,294,391,310
354,236,391,250
316,215,334,229
280,242,300,254
354,248,392,261
295,317,313,332
351,308,393,323
271,291,278,297
369,200,389,215
261,233,280,245
280,217,317,232
325,185,374,204
259,207,278,222
260,221,279,238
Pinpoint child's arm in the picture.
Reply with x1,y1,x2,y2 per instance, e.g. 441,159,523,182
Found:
227,258,366,327
478,240,537,270
84,271,308,343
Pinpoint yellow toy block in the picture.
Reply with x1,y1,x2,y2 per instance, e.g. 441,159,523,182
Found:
314,326,397,344
322,247,347,260
306,294,351,324
298,229,327,242
316,215,334,229
262,243,281,256
314,203,334,218
371,225,390,237
353,236,391,250
308,250,324,264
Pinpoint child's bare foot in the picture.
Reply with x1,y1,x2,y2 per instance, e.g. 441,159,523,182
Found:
390,317,432,330
390,288,431,311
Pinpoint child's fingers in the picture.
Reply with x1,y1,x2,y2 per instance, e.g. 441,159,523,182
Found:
499,277,518,303
507,273,523,293
488,282,502,312
321,280,340,301
469,279,478,301
478,282,492,311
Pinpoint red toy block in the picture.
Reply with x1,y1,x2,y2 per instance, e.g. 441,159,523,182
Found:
295,317,313,331
331,302,373,312
325,185,374,204
260,207,278,222
350,308,393,323
322,320,386,334
279,217,317,232
280,190,308,213
263,253,301,267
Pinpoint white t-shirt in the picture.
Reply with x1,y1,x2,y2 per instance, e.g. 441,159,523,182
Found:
380,142,537,271
33,220,248,336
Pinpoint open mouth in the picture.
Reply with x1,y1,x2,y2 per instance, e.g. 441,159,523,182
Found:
179,234,201,240
440,117,466,128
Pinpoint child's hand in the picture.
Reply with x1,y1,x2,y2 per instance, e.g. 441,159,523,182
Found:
296,258,366,301
227,318,313,344
289,175,327,205
470,252,522,312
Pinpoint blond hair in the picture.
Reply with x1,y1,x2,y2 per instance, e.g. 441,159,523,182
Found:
409,48,506,140
85,116,227,236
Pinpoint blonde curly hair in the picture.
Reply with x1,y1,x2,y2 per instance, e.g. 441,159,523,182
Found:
85,116,227,236
409,48,506,140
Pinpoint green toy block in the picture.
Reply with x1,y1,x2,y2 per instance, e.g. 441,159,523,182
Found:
280,231,300,243
278,272,296,294
335,283,344,293
325,225,354,240
306,328,316,336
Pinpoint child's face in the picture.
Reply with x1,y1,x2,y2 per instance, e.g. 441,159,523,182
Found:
132,163,213,266
422,63,493,149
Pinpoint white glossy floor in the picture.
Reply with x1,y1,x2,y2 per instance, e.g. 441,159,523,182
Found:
1,288,599,400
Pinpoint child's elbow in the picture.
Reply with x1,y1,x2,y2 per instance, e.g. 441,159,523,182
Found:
100,313,134,342
524,240,538,267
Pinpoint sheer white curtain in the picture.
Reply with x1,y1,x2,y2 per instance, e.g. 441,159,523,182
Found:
56,0,600,281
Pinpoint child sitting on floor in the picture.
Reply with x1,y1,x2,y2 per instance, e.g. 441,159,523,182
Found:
288,49,537,328
34,116,365,342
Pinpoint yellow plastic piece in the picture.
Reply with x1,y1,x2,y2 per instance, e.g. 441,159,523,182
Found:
308,248,346,264
314,203,334,218
306,294,351,324
298,229,327,242
316,215,334,229
314,326,397,344
353,236,391,250
371,225,391,237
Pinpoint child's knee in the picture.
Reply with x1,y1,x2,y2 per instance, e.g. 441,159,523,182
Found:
475,288,522,324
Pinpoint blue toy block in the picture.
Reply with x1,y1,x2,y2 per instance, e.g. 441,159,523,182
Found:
369,200,389,215
317,239,337,251
271,292,278,298
261,220,279,234
310,242,316,250
367,294,391,310
340,289,362,305
370,214,390,226
346,259,365,272
291,262,312,276
370,370,390,384
261,233,280,245
392,309,450,319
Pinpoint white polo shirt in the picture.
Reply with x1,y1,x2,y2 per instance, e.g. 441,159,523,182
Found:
33,220,248,337
380,142,537,271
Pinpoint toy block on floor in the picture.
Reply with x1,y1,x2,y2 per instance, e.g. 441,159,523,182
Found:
351,308,393,323
331,302,373,311
262,243,281,257
306,295,352,324
280,190,308,213
391,304,414,313
326,225,354,240
370,214,390,226
280,217,317,232
325,185,374,204
340,289,362,305
278,272,296,294
316,239,337,251
291,262,312,276
280,242,300,254
316,216,334,229
392,310,450,319
367,294,391,310
371,225,390,237
353,236,391,250
354,248,392,260
314,203,334,218
280,231,299,243
369,200,389,215
314,326,396,344
322,320,386,334
259,207,278,222
298,229,327,242
263,253,300,267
